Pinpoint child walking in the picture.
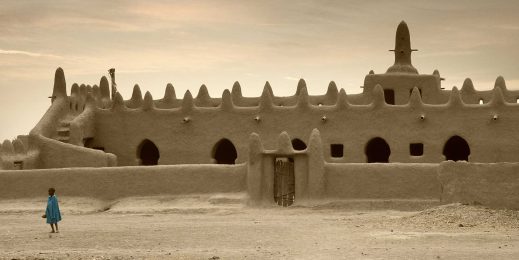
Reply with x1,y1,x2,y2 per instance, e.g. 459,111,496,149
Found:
42,188,61,233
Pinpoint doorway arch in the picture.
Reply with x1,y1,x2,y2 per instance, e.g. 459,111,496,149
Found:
291,138,307,151
137,139,159,165
213,138,237,164
365,137,391,163
443,135,470,161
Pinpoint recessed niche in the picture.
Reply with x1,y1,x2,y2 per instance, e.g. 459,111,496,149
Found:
479,99,484,105
330,144,344,158
384,89,395,105
410,143,424,156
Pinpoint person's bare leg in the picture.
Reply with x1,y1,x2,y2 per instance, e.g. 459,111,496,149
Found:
50,224,55,233
55,223,59,233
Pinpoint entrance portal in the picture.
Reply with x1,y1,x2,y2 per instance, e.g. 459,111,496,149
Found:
274,157,295,207
213,138,237,164
365,137,391,163
138,139,159,165
443,135,470,161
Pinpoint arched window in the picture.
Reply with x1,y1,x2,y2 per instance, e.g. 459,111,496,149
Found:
443,135,470,161
137,139,160,165
291,138,307,151
212,138,237,164
365,137,391,163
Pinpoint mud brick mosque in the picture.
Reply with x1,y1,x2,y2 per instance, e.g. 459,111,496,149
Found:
1,22,518,208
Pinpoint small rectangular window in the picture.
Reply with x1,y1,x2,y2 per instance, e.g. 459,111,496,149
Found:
479,99,484,105
13,161,23,170
383,89,395,105
410,143,424,156
330,144,344,158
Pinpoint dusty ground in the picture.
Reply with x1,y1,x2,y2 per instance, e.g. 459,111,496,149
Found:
0,194,518,259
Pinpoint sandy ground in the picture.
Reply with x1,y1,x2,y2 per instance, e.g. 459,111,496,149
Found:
0,193,518,260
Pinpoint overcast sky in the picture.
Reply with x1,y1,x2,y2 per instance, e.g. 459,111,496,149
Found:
1,0,519,141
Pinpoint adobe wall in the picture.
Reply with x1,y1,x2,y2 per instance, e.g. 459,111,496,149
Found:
0,164,246,200
90,83,519,166
438,161,519,209
325,163,440,199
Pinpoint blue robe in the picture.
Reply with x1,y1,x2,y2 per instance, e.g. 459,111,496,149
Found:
46,195,62,224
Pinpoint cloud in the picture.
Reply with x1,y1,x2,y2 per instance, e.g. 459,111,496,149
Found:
0,49,62,59
284,76,300,81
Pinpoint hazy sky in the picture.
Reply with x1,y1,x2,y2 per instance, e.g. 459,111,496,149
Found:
1,0,519,141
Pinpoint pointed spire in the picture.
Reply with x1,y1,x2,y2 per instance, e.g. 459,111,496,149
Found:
111,92,126,111
448,87,464,107
408,87,423,108
181,90,194,112
195,84,212,107
259,82,274,111
461,78,476,93
295,79,306,96
127,84,143,108
220,89,234,111
490,86,506,107
163,83,176,103
99,76,110,99
296,83,309,109
336,89,350,109
70,83,79,96
142,91,155,111
231,81,242,96
326,81,339,102
52,67,67,98
276,131,293,154
264,81,274,97
386,21,418,74
371,84,386,108
79,84,87,98
494,76,507,91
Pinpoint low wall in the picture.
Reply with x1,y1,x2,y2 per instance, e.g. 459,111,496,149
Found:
438,161,519,209
325,163,440,199
0,164,246,200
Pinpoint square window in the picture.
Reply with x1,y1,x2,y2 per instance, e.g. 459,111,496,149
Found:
330,144,344,158
410,143,424,156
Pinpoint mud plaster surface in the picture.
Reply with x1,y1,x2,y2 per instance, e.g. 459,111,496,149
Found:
0,194,518,260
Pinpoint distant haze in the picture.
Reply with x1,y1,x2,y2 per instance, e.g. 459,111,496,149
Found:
1,0,519,140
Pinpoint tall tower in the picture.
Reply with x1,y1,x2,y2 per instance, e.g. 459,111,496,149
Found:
386,21,418,74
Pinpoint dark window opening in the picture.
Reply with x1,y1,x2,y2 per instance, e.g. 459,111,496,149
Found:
13,161,23,170
213,138,237,164
383,89,395,105
330,144,344,158
138,139,160,165
75,104,78,111
83,138,94,148
93,147,105,151
410,143,424,156
291,138,307,151
443,135,470,162
365,137,391,163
